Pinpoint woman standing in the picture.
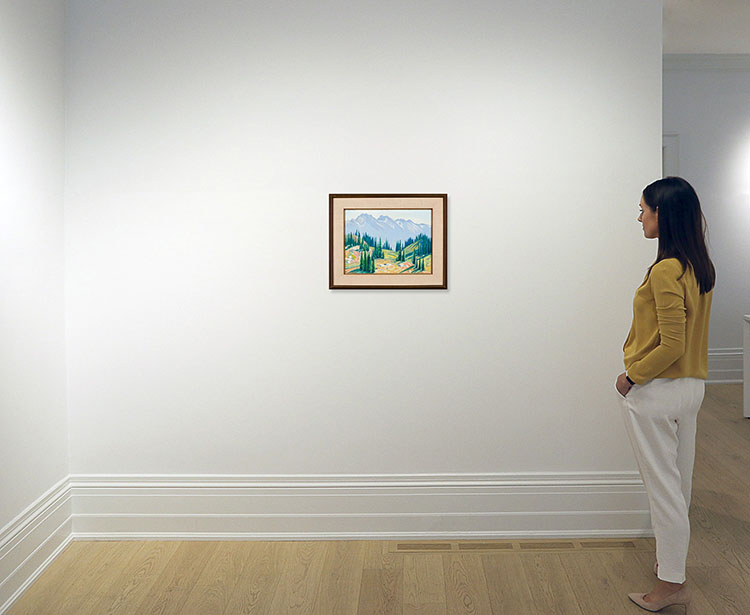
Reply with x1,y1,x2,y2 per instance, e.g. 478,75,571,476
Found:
616,177,715,613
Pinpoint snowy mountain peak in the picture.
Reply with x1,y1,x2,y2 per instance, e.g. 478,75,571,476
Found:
345,213,431,245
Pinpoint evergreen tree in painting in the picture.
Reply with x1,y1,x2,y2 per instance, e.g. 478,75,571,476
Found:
359,248,375,273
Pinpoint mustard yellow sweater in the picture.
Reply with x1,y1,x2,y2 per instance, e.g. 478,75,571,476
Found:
623,258,712,384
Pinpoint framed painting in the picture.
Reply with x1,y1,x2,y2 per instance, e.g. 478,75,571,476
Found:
329,194,447,289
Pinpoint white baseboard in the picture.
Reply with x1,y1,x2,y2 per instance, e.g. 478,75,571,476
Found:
0,471,653,613
708,348,743,383
0,356,739,612
0,478,72,614
69,472,652,540
663,54,750,71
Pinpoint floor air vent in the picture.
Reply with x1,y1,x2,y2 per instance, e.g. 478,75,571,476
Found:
392,539,651,554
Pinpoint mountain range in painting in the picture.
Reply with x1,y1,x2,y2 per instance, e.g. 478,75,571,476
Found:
345,213,431,246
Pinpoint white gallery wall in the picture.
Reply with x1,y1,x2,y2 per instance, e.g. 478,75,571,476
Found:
663,57,750,382
0,0,68,532
0,1,70,608
62,0,661,536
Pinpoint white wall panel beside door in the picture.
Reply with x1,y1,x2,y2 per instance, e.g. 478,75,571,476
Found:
663,133,680,177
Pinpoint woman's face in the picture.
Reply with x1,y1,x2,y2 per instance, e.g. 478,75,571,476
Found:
638,195,659,239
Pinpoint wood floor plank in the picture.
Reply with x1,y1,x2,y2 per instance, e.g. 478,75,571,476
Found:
675,561,748,615
312,541,366,615
696,413,750,479
84,541,182,615
179,541,257,615
519,553,583,615
586,551,655,615
482,552,538,615
691,493,750,577
133,541,220,615
693,441,749,497
55,542,140,615
362,540,389,569
358,542,403,615
266,541,328,614
556,551,632,615
442,553,493,614
221,540,286,615
688,496,734,568
403,553,446,615
704,384,743,417
689,499,750,611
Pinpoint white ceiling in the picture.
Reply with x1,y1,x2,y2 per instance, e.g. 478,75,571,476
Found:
664,0,750,54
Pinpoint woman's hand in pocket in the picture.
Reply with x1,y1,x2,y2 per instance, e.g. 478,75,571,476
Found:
616,372,633,398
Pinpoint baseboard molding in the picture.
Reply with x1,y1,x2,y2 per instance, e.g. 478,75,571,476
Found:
0,478,72,614
1,472,653,612
708,347,743,383
69,472,652,540
664,54,750,71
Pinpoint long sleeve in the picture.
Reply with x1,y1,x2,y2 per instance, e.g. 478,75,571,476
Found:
626,261,686,384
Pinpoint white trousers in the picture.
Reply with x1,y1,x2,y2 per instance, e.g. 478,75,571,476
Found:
618,377,705,584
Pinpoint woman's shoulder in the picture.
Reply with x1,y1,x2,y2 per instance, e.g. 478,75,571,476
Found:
648,258,687,288
652,257,684,275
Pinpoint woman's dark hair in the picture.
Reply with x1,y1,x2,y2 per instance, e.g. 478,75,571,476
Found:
642,176,715,294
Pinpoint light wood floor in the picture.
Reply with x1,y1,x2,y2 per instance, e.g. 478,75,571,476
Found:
9,384,749,615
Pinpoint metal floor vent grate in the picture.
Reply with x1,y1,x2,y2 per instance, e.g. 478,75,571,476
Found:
391,539,654,554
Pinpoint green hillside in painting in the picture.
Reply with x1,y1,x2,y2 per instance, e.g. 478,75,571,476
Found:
344,231,432,275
